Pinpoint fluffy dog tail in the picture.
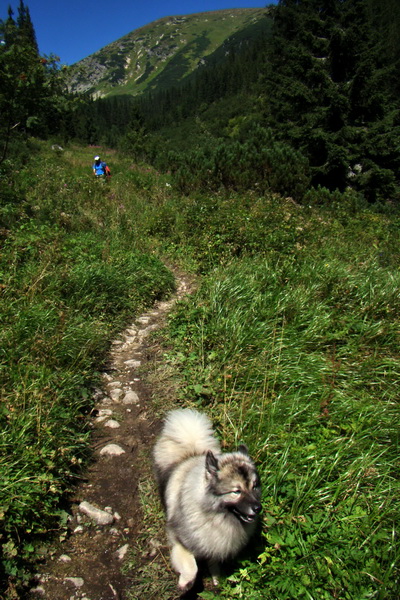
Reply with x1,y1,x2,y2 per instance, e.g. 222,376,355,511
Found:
153,409,221,479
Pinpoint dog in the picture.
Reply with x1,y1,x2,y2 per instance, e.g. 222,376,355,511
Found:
153,408,261,592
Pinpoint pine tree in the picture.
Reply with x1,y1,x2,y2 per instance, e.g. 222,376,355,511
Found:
0,2,71,162
16,0,38,54
262,0,400,199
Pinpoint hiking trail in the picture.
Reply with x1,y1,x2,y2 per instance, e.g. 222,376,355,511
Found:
28,270,195,600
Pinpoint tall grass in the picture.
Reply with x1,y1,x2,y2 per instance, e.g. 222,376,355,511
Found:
0,144,175,593
1,141,399,599
165,218,400,598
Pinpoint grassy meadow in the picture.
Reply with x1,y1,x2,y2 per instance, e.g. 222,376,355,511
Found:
0,143,176,594
1,142,399,599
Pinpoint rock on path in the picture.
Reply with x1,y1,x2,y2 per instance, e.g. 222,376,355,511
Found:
78,502,115,525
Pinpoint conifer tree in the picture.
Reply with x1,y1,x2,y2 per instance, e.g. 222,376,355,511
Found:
16,0,38,54
263,0,399,199
0,1,70,162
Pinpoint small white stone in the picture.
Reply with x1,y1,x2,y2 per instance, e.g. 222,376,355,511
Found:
95,409,113,423
79,501,114,525
116,543,129,560
59,554,72,563
124,359,141,368
99,443,125,456
100,397,112,406
97,408,113,417
110,388,123,401
158,301,171,310
137,316,150,324
30,586,45,595
122,391,140,405
104,419,120,429
65,577,84,588
74,525,84,534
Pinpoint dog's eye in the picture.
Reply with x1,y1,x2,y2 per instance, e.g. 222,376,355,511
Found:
231,490,241,495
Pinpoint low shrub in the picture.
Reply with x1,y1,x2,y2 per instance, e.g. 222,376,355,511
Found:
168,126,311,200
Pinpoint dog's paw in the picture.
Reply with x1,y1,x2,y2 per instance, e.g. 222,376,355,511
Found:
178,575,196,592
208,558,220,588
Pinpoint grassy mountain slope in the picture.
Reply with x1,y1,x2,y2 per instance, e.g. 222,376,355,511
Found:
2,142,399,598
67,8,270,98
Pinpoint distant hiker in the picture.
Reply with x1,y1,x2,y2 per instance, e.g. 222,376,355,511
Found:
92,155,111,179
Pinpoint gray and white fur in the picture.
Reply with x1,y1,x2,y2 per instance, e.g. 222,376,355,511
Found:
153,408,261,591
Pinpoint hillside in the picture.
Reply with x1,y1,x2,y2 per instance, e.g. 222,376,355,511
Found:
1,143,399,599
66,8,270,99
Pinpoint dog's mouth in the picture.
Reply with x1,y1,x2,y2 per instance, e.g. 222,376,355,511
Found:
231,508,258,524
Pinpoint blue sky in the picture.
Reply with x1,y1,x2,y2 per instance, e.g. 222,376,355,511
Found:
2,1,277,65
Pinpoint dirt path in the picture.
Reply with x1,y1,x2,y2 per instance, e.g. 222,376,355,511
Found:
28,271,195,600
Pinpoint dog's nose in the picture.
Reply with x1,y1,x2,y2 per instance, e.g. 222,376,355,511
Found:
253,503,262,515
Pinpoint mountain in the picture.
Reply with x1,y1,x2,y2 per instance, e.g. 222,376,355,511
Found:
66,8,271,99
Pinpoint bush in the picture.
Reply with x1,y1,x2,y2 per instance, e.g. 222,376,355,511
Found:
168,126,311,200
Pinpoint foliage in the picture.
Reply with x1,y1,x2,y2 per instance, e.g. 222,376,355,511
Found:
45,1,400,205
0,1,72,162
0,144,175,595
259,0,400,200
163,211,400,598
167,125,310,200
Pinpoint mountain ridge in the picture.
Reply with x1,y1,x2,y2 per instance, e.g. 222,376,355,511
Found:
67,8,271,99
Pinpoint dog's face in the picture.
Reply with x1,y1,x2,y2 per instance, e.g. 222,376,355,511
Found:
205,446,262,524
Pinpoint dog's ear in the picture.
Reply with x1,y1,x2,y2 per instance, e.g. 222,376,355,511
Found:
205,450,219,477
237,444,249,456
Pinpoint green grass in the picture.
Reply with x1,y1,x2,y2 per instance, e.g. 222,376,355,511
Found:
162,218,400,598
1,141,399,599
0,143,175,594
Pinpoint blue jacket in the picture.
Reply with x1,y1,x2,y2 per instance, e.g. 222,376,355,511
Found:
93,161,107,176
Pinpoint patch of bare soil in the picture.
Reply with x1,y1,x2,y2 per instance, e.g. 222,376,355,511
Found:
28,271,196,600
